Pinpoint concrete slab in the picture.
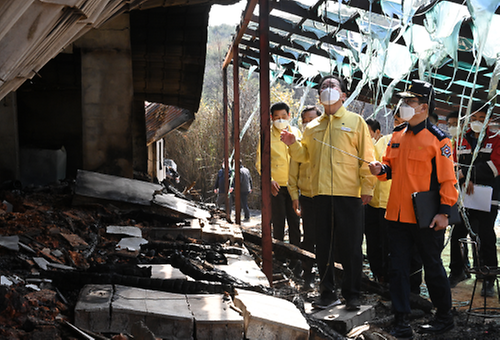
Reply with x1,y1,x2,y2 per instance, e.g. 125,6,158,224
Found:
138,264,189,280
74,284,113,332
73,170,209,220
215,253,270,287
233,288,309,340
110,285,193,339
202,222,244,243
312,304,376,335
153,193,210,220
187,294,244,339
145,226,202,240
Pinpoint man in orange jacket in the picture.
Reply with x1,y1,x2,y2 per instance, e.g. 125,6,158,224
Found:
369,80,458,338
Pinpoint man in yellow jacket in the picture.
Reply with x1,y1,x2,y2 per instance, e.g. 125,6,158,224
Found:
281,75,376,311
256,102,302,247
288,105,322,288
364,118,392,284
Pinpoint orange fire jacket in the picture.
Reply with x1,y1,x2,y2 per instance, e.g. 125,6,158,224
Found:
377,119,458,224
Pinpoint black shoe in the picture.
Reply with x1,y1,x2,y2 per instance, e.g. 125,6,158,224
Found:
418,312,454,334
390,313,413,339
448,271,468,288
481,279,495,297
243,217,250,222
312,293,341,309
345,297,361,311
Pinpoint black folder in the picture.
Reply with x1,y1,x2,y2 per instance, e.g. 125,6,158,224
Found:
412,190,461,228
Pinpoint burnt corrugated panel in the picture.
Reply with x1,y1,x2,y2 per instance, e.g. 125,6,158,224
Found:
130,4,210,113
145,102,194,145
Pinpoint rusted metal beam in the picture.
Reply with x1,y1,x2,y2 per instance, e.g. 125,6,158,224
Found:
223,68,231,222
233,44,241,225
222,0,259,70
259,0,273,285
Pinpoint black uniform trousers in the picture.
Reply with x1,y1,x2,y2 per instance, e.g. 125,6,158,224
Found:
449,221,470,275
299,195,316,254
271,187,300,246
388,220,451,314
364,205,389,281
314,195,363,302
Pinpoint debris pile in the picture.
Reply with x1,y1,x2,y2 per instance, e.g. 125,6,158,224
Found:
1,173,500,339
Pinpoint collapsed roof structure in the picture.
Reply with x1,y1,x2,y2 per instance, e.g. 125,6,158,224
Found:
227,0,500,118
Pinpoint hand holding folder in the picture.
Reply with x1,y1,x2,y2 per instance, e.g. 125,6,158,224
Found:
412,191,461,228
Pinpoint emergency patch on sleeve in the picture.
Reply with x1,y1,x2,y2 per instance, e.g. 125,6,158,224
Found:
441,144,451,158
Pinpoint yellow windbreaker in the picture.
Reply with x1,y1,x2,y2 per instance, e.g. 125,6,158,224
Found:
288,106,376,197
256,125,302,187
288,158,313,200
369,134,392,209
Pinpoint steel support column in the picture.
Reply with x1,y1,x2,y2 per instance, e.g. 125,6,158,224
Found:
223,67,231,222
259,0,273,285
233,45,241,225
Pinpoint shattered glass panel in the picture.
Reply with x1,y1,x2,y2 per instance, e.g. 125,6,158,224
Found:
335,29,366,62
301,24,329,39
356,11,400,42
380,0,434,21
424,1,470,65
247,22,258,30
468,0,500,65
270,8,303,22
298,60,320,79
269,27,290,39
458,37,474,52
295,0,318,8
384,43,414,79
309,53,337,74
282,46,304,60
317,1,358,24
481,13,500,66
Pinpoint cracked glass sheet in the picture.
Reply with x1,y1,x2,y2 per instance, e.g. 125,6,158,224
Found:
291,35,317,51
356,10,400,42
317,1,358,24
270,8,302,23
469,0,500,65
237,0,500,113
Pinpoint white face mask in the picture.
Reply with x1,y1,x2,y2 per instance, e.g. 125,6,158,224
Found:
273,118,289,130
320,88,340,105
399,103,416,121
470,121,483,133
448,126,459,138
489,123,500,134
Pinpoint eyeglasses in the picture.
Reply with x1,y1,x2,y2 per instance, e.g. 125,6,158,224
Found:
320,80,342,91
403,98,420,106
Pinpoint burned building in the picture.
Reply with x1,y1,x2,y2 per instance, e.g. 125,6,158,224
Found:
0,0,238,187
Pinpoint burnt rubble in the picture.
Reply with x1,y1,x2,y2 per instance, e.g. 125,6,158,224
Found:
1,177,500,339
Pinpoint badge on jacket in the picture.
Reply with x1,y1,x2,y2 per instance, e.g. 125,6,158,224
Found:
441,144,451,158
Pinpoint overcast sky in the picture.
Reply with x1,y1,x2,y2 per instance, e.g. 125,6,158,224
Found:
209,0,246,26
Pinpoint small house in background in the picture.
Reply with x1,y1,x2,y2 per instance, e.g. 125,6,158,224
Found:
145,102,192,183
